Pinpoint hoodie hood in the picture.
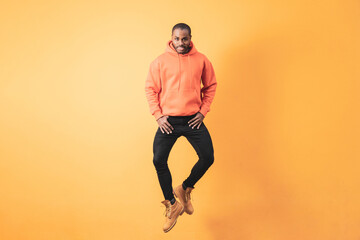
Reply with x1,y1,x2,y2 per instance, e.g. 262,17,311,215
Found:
165,40,198,56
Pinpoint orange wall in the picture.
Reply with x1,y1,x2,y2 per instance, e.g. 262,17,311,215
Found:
1,0,359,239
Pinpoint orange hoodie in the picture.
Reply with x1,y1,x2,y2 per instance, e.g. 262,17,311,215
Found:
145,40,217,120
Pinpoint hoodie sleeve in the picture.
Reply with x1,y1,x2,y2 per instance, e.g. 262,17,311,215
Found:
145,59,164,120
199,56,217,117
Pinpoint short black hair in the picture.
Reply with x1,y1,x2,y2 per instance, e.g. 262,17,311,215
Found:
172,23,191,36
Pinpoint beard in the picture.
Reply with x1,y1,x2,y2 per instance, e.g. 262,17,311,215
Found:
173,43,191,54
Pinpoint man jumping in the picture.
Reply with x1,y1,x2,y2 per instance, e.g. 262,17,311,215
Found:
145,23,217,233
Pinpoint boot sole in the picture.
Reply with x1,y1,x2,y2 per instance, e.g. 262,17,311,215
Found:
163,205,184,233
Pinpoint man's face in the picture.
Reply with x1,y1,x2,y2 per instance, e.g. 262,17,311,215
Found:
171,28,192,54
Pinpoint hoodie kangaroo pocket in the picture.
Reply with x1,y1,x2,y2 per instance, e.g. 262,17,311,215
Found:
163,89,201,110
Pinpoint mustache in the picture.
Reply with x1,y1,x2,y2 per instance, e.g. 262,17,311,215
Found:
177,45,186,48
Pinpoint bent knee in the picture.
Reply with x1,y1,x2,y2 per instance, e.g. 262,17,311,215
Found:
208,155,214,166
202,154,214,168
153,156,167,168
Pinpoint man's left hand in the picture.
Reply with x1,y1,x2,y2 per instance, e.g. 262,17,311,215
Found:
188,112,205,129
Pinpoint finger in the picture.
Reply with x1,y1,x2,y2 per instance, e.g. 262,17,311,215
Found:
191,120,199,129
188,118,196,126
197,121,202,129
164,122,173,133
165,121,174,130
160,126,165,134
161,125,170,134
188,117,196,124
163,125,171,134
163,125,170,134
190,119,200,127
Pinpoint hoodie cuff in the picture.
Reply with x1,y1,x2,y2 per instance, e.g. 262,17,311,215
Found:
154,111,164,121
199,108,208,118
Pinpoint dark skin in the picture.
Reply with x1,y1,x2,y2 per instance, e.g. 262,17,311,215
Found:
156,28,205,134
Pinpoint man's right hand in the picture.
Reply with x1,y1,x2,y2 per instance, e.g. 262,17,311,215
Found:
157,115,174,134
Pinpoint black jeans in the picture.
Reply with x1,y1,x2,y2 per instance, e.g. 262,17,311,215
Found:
152,113,215,201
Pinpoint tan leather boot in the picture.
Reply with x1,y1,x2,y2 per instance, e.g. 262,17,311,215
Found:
161,199,184,233
173,184,194,215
